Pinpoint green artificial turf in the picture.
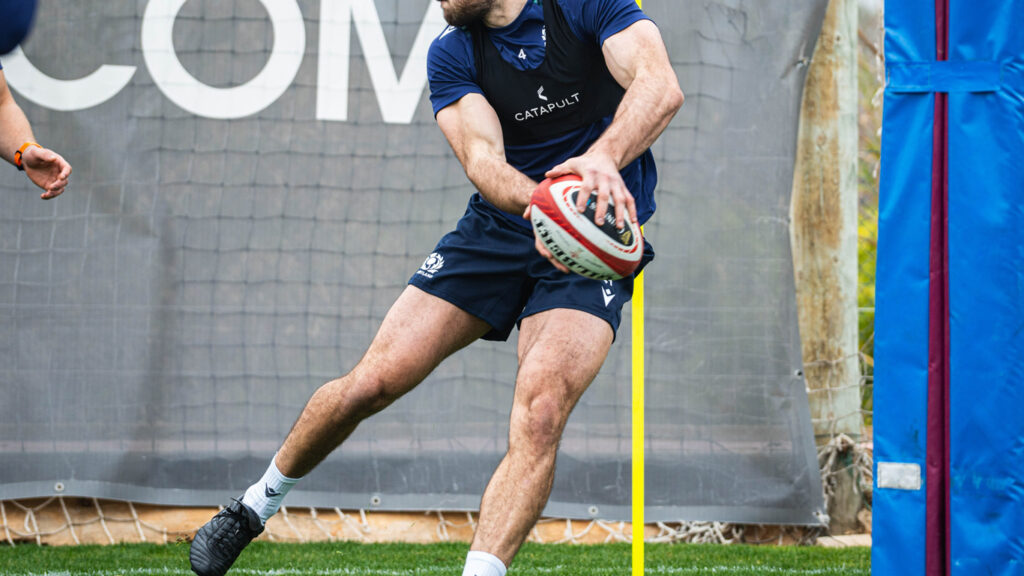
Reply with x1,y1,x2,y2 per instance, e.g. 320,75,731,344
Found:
0,541,869,575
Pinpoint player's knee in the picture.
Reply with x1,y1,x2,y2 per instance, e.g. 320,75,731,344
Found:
345,372,407,418
308,379,350,419
515,393,567,451
310,374,393,422
357,383,399,417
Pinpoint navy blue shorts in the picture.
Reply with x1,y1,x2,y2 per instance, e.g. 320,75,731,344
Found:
408,194,655,341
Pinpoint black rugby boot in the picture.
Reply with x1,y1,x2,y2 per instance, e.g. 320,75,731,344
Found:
189,498,264,576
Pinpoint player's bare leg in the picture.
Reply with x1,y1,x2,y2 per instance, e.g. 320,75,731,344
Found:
469,308,614,568
190,286,489,576
275,285,490,478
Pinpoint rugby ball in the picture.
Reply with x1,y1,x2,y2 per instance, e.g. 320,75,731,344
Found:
529,175,644,280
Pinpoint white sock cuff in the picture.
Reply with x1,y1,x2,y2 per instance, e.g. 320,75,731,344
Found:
269,453,300,484
465,551,507,576
241,453,300,525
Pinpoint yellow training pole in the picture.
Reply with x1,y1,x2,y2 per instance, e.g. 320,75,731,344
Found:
631,265,645,576
632,4,645,575
632,234,646,574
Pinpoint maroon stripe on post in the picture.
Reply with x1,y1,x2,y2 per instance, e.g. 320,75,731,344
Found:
935,0,948,61
942,85,952,576
926,0,950,573
926,91,949,576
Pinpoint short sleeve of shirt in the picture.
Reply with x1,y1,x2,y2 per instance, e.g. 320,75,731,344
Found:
559,0,649,46
427,27,482,116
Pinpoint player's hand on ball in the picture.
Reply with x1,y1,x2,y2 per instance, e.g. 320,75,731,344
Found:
528,176,643,280
523,203,571,274
22,145,72,200
545,151,637,231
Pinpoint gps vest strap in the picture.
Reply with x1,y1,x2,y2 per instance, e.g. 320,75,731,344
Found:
471,0,625,146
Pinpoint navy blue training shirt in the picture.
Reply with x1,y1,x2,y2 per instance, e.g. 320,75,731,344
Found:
427,0,658,228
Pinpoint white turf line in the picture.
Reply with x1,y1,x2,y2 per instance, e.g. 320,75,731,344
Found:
24,567,868,576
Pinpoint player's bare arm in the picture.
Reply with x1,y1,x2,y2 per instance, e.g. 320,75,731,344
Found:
0,70,72,199
437,95,571,273
436,92,538,215
546,19,683,228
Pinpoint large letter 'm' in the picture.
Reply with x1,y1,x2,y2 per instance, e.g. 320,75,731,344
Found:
318,0,444,124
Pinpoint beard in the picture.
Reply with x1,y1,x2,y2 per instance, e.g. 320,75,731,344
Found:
439,0,495,27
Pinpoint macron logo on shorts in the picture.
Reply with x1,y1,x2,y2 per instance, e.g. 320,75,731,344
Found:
601,280,615,307
417,252,445,279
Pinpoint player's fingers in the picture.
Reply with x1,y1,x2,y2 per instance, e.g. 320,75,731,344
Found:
523,203,532,219
535,238,567,273
625,189,638,225
594,175,613,225
545,161,571,179
41,188,61,200
58,161,72,180
534,234,551,259
548,253,569,274
605,180,622,228
611,182,629,229
534,234,568,274
576,190,589,214
576,171,595,213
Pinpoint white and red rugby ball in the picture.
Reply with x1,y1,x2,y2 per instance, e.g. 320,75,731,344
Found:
529,174,644,281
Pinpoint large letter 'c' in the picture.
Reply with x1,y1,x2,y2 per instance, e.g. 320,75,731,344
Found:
3,46,136,111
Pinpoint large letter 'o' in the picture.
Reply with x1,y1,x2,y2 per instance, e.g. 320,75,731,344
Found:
142,0,305,119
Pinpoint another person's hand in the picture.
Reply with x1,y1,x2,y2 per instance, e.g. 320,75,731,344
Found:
545,150,637,230
20,144,71,199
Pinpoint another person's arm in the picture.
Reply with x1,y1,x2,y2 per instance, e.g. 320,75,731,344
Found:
0,69,71,199
546,19,683,228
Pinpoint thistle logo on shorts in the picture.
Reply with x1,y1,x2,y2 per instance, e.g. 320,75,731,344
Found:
417,252,445,279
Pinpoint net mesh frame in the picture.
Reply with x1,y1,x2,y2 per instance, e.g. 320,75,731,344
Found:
0,0,831,527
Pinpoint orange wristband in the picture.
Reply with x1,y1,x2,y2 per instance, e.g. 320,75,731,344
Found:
14,142,40,171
